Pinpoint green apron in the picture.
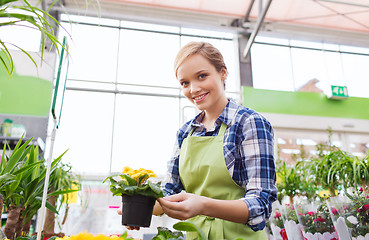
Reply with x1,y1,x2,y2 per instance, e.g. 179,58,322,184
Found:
179,123,267,240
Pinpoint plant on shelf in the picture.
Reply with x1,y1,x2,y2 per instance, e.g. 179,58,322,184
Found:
269,202,287,240
0,136,40,239
276,144,318,204
0,136,77,239
335,151,369,190
43,161,80,238
104,166,164,228
294,199,337,240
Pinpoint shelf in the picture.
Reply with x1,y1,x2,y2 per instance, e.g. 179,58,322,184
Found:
0,136,36,150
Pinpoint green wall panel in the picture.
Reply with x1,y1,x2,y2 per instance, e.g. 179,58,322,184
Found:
243,87,369,120
0,69,52,117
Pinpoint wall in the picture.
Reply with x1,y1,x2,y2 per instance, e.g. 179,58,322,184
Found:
243,87,369,133
0,50,56,140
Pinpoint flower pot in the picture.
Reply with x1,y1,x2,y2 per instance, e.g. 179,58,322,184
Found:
121,194,156,227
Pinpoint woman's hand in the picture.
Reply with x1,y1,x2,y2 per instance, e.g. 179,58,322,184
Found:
157,191,205,220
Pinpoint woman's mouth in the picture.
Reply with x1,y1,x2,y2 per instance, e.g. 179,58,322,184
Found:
193,93,208,103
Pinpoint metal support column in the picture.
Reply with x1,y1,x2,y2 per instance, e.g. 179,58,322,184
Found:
242,0,273,59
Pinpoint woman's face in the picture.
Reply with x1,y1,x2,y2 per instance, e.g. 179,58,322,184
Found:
177,54,227,112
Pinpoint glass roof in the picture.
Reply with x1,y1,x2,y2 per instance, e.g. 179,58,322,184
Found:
106,0,369,33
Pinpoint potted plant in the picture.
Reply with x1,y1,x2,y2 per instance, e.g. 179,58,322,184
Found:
281,201,304,240
326,195,352,240
294,198,337,240
343,187,369,239
0,136,77,239
269,201,288,240
103,167,164,227
43,161,80,238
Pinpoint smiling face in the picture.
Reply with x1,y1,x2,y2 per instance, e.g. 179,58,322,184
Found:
177,53,228,113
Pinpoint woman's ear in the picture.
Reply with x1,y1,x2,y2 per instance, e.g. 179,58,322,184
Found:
221,68,228,80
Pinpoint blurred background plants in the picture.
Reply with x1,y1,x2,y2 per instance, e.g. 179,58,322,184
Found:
0,137,80,239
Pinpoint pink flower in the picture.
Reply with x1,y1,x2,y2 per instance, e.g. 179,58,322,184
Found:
275,211,281,218
313,217,326,222
360,187,364,192
358,204,369,212
280,228,288,240
331,208,338,215
366,195,369,199
308,211,315,216
362,204,369,212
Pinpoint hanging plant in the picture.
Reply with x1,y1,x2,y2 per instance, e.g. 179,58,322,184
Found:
0,0,68,76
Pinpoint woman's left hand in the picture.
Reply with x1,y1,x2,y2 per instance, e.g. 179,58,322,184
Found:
157,191,205,220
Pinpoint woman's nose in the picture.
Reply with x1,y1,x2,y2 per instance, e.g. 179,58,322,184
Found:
190,82,201,93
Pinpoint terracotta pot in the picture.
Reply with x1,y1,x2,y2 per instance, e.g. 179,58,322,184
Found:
121,194,155,227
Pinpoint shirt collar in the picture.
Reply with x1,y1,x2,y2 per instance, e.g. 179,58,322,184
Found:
190,98,239,128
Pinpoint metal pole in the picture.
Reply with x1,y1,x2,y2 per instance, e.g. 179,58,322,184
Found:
36,117,57,240
242,0,273,58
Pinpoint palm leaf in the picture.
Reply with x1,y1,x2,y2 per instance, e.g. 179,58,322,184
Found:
0,42,14,76
0,0,17,7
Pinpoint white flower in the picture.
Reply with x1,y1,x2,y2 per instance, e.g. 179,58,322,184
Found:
347,215,359,225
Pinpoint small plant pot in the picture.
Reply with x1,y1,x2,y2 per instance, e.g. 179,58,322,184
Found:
122,194,156,227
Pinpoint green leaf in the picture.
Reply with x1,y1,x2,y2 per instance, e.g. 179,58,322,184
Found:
137,173,149,185
121,174,136,186
12,161,42,175
148,180,164,196
153,227,184,239
173,222,207,240
44,197,58,214
0,173,14,184
47,236,59,240
0,0,17,7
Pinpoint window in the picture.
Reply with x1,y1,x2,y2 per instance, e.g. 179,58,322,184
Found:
251,36,369,98
52,15,238,177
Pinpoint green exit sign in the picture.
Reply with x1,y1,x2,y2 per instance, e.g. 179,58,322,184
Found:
330,85,348,99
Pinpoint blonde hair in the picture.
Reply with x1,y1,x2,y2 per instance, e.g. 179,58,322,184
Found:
174,42,227,79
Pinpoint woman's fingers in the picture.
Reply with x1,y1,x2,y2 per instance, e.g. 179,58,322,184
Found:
126,226,140,231
158,192,205,220
162,190,187,202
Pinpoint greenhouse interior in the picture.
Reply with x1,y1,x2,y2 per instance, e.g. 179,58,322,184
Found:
1,0,369,239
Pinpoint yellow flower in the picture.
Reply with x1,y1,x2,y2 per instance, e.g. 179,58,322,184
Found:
122,166,133,175
276,174,281,185
121,166,157,181
55,232,127,239
318,189,332,198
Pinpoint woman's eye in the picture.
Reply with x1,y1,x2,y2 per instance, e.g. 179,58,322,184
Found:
199,73,207,79
180,81,189,87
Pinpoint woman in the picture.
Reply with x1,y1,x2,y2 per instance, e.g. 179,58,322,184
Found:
129,42,277,239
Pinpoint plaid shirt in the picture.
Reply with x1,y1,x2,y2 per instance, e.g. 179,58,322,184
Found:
163,98,277,231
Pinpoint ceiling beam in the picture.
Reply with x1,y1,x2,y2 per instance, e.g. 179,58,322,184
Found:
242,0,272,58
317,0,369,8
243,0,255,23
